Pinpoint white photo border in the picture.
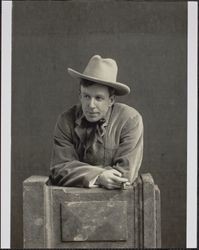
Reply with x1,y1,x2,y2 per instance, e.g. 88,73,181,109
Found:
186,1,198,248
1,0,12,248
1,1,198,248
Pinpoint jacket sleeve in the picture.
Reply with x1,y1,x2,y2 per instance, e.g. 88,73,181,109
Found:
50,114,106,187
112,114,144,184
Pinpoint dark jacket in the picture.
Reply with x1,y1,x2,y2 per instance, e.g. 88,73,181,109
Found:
50,102,143,187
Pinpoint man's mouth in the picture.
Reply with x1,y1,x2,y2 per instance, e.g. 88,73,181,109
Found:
87,112,99,116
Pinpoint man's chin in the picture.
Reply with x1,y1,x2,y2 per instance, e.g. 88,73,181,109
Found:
85,115,101,123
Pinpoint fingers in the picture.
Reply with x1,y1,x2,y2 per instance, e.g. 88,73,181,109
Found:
111,175,128,183
111,169,129,183
98,169,129,190
105,182,122,190
111,169,122,177
105,178,126,189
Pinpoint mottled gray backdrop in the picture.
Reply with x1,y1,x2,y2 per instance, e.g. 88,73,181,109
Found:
11,1,187,248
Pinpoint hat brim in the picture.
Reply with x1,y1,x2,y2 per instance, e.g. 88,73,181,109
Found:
67,68,130,96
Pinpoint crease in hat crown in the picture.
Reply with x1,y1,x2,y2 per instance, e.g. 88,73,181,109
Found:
83,55,118,82
67,55,131,96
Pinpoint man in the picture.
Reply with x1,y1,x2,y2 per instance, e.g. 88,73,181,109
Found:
50,55,143,189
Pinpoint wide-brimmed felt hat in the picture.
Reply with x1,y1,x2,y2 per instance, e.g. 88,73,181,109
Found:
67,55,130,96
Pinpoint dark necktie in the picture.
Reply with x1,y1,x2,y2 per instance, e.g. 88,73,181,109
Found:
83,118,106,164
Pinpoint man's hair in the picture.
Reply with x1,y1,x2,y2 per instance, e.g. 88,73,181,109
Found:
80,79,115,96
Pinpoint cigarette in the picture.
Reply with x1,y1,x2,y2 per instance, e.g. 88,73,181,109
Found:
122,181,131,189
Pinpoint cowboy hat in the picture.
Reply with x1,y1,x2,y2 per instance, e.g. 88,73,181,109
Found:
67,55,130,96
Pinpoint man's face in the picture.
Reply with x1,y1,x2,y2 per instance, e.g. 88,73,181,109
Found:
80,82,115,122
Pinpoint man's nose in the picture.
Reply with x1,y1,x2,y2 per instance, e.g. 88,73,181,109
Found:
88,98,95,108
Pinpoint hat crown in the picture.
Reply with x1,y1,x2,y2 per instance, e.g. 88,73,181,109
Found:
83,55,118,82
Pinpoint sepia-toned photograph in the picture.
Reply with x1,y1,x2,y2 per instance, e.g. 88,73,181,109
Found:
1,0,198,248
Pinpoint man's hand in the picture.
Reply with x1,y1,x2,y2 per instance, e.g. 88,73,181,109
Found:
97,169,129,189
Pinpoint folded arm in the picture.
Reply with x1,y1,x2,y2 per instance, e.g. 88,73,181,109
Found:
88,113,144,188
50,114,106,187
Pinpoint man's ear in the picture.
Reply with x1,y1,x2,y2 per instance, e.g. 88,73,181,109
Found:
109,95,115,107
78,89,82,100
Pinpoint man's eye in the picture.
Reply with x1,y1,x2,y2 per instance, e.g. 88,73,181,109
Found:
84,95,90,99
96,96,103,101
